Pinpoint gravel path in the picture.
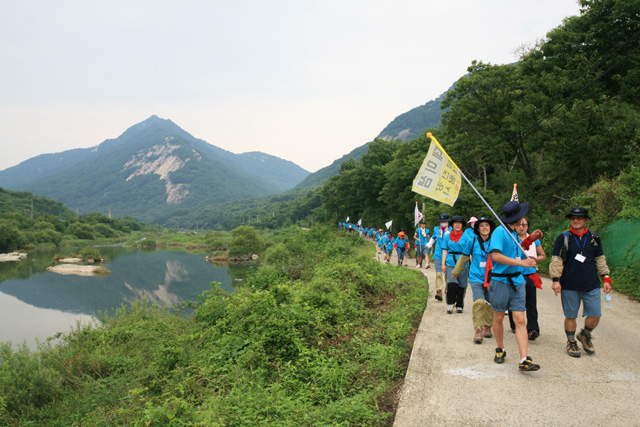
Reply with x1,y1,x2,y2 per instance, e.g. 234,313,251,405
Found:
375,250,640,426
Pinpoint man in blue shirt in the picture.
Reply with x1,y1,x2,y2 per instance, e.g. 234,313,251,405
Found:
489,201,539,372
414,221,431,269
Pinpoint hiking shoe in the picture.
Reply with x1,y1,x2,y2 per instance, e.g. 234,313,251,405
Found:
483,326,493,338
528,330,539,341
566,339,581,358
435,290,443,301
474,328,483,344
494,348,506,364
577,330,595,354
425,264,431,269
456,307,463,313
447,304,454,314
519,357,540,372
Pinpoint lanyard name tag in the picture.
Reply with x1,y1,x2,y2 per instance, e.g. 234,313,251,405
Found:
575,253,586,263
479,262,487,268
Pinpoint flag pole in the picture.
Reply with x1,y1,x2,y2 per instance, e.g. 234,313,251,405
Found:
458,169,526,255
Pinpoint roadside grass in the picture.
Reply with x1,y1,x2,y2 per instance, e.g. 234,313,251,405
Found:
0,225,428,426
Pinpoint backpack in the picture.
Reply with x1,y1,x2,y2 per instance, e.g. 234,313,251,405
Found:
559,230,601,262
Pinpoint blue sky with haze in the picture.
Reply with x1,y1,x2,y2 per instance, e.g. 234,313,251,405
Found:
1,0,580,173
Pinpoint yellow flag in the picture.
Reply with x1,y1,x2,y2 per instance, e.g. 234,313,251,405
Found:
412,133,462,207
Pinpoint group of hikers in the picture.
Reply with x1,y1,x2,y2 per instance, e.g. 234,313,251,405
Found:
339,201,613,372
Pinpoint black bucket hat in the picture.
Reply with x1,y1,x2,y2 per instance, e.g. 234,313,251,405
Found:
474,217,496,235
438,213,451,222
451,215,466,227
500,201,529,224
566,206,590,219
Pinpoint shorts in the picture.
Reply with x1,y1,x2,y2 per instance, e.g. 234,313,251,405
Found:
446,265,469,288
470,281,490,302
488,278,525,312
434,260,443,273
561,288,602,318
397,248,406,260
385,248,393,256
416,244,427,258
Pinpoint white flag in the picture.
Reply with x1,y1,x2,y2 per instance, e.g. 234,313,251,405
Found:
357,218,362,226
346,216,350,222
385,220,393,230
414,203,424,226
510,184,518,202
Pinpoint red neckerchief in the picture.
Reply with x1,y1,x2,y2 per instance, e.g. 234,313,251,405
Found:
450,230,463,242
569,227,589,237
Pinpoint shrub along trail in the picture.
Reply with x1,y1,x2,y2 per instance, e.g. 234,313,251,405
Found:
381,250,640,426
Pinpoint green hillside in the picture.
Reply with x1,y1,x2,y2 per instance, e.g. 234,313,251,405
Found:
0,116,309,224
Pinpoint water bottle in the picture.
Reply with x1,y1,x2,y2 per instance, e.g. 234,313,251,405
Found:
604,292,613,309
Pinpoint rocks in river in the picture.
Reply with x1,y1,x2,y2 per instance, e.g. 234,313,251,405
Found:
46,264,110,276
56,257,82,263
0,252,28,262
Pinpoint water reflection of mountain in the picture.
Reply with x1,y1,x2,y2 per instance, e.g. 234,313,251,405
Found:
0,249,236,316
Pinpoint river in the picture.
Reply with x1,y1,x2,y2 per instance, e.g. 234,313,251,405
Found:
0,245,250,350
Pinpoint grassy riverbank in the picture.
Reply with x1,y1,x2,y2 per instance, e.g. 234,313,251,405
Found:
0,226,429,426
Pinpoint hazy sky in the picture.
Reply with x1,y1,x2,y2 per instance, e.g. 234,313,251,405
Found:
0,0,581,173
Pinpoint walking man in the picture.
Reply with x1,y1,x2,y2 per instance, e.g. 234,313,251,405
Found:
549,207,612,357
414,221,431,269
430,214,451,301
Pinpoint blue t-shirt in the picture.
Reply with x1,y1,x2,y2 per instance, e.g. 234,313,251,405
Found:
432,226,452,260
463,235,491,283
442,232,470,267
463,227,475,240
489,225,525,286
521,239,541,275
383,234,394,250
394,236,409,251
415,227,431,245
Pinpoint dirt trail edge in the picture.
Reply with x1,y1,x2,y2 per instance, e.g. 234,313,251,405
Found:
375,250,640,427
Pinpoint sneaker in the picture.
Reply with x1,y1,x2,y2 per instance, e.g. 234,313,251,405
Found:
474,328,483,344
447,304,454,314
435,290,443,301
566,339,581,358
425,264,431,269
577,330,595,355
519,357,540,372
415,264,421,269
456,307,463,313
494,348,506,364
483,326,493,338
528,330,539,341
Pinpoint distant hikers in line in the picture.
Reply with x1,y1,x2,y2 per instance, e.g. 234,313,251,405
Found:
339,201,613,373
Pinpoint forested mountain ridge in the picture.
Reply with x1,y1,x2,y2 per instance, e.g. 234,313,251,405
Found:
295,87,451,190
0,116,309,224
318,0,640,288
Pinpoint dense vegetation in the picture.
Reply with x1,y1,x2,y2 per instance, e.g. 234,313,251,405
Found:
318,0,640,293
0,226,428,425
0,186,155,253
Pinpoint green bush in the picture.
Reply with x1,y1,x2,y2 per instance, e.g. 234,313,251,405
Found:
79,246,102,263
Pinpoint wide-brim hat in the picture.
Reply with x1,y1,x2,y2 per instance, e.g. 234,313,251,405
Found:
438,213,451,222
467,216,478,225
500,201,529,224
566,206,590,219
474,217,496,235
451,215,466,227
